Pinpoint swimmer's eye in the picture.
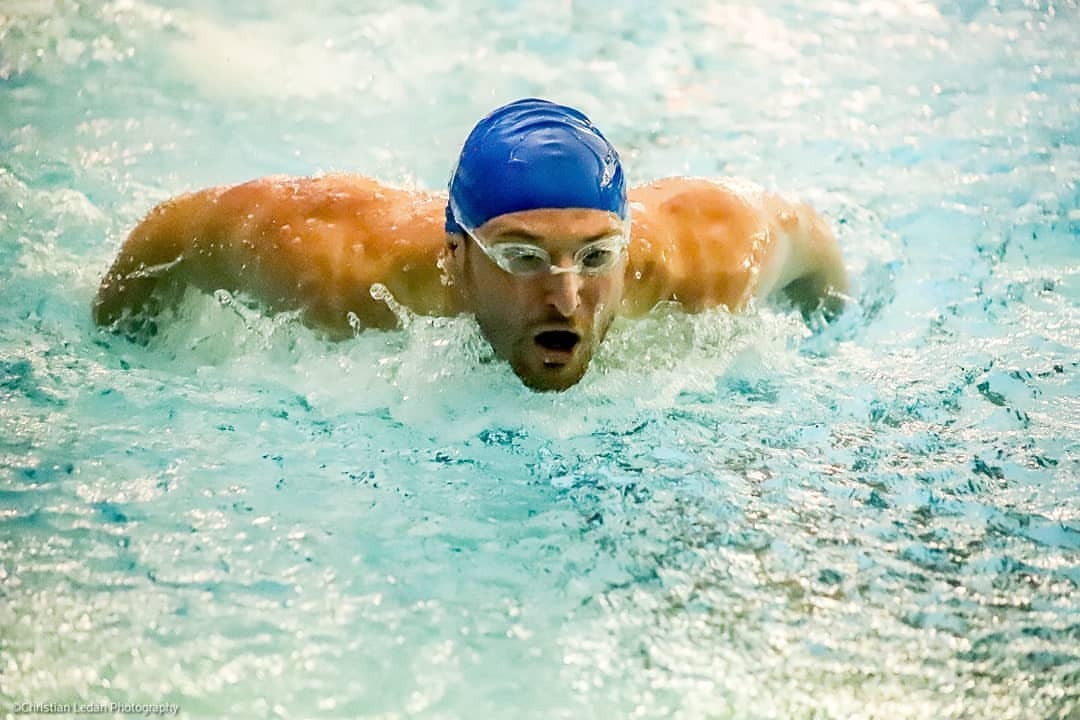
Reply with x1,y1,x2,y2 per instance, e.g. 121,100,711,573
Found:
495,244,551,275
575,236,626,273
578,246,616,271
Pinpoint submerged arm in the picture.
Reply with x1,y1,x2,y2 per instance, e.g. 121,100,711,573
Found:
93,187,228,330
757,194,848,317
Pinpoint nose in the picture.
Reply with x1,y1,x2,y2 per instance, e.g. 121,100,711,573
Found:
544,264,582,317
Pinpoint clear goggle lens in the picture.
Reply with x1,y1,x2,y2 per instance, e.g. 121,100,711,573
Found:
465,228,629,277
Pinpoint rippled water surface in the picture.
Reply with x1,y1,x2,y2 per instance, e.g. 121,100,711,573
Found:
2,1,1078,718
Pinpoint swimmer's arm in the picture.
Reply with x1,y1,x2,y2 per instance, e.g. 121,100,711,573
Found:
757,195,848,317
94,177,450,338
93,188,228,329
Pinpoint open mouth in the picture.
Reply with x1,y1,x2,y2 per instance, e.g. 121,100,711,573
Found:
533,330,581,365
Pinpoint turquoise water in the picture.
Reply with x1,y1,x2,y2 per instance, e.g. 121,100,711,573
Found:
2,1,1078,717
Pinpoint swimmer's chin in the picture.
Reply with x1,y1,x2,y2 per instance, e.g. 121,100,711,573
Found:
511,357,590,392
519,370,587,392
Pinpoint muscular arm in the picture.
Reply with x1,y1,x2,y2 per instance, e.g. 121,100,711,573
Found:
756,192,848,317
93,175,451,338
624,178,847,318
93,187,228,331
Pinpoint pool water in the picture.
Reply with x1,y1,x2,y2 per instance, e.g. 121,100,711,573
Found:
2,1,1078,717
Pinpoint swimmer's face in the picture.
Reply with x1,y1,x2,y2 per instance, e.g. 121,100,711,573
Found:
452,208,627,391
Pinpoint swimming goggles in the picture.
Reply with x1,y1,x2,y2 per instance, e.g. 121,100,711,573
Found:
461,225,629,277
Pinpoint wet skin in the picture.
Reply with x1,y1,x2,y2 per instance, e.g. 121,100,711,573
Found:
449,208,627,391
94,175,848,391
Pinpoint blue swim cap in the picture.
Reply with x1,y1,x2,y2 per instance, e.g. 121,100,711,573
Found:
446,98,627,234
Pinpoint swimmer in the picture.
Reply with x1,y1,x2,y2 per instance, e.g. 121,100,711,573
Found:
94,98,847,391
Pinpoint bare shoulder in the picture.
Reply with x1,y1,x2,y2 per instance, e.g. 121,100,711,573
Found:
629,176,766,221
213,173,448,321
95,173,452,334
204,173,445,256
622,177,772,314
213,173,392,213
622,176,845,317
629,177,772,268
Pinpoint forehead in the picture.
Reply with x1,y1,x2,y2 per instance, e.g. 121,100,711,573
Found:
476,208,624,242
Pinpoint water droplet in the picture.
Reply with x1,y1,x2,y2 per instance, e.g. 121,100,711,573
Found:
600,153,616,186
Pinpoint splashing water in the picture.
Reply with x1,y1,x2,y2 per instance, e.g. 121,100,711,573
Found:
1,1,1078,718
